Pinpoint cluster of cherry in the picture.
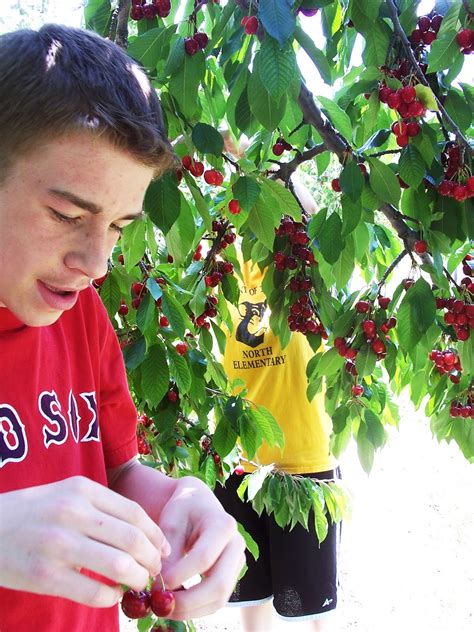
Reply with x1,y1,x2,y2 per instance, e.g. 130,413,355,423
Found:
429,349,462,384
129,0,170,20
438,143,474,202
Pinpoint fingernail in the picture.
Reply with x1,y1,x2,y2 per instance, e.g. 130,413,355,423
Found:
161,540,171,557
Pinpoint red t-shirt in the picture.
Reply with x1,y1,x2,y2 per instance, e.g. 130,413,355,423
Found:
0,286,138,631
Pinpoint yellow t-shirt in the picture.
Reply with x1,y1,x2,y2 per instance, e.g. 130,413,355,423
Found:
222,260,337,474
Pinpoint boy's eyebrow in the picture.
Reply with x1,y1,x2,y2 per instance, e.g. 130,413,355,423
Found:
48,188,144,220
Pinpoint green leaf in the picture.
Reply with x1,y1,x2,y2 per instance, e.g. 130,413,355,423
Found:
427,2,462,73
237,521,259,561
248,70,286,131
169,50,205,118
257,37,297,102
127,26,176,72
123,336,146,371
396,298,422,352
444,89,472,132
317,96,353,142
213,418,238,458
294,27,332,84
145,173,180,235
398,145,425,189
368,158,401,207
318,212,344,264
84,0,111,35
341,196,362,237
362,21,390,67
355,343,377,377
136,293,156,334
339,161,365,202
357,423,375,474
414,85,439,112
204,455,217,489
364,409,386,449
239,412,260,460
246,465,274,501
251,405,285,450
316,347,344,377
258,0,296,47
191,123,224,157
166,194,195,265
140,343,169,407
121,219,146,272
99,273,121,321
247,195,280,250
233,177,261,211
168,347,192,394
311,485,329,543
161,292,187,337
259,178,302,221
408,278,436,334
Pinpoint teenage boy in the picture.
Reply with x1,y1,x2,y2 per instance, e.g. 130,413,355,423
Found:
0,24,245,631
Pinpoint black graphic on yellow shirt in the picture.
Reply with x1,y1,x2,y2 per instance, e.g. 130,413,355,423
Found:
236,300,268,348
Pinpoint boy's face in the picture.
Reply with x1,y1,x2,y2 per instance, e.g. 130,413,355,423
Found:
0,132,154,327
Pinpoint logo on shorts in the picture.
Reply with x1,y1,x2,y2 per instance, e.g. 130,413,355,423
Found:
322,598,333,607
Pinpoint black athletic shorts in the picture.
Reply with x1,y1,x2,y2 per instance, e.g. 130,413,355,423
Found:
214,469,341,621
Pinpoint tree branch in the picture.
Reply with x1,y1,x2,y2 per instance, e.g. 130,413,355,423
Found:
115,0,131,49
386,0,472,153
296,83,420,246
378,249,408,287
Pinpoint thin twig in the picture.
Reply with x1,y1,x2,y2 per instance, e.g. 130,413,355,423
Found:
367,148,402,158
378,249,408,287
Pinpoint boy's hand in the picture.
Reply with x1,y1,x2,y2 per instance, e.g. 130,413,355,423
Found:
0,476,170,607
156,477,246,620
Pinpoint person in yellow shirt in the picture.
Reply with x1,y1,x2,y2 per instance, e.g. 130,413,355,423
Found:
215,135,340,631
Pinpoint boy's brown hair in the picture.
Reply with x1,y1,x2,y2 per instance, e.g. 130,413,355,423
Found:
0,24,176,180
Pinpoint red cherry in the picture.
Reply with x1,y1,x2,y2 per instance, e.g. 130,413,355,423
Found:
228,198,241,215
414,240,428,254
438,180,454,196
387,92,401,109
401,85,416,104
408,100,425,117
121,590,151,619
131,282,145,296
391,121,407,135
175,342,188,356
213,453,221,464
406,121,420,137
379,85,391,103
234,465,245,475
118,302,129,316
467,176,474,194
422,31,437,45
193,32,209,49
355,300,370,313
331,178,341,192
150,588,176,618
456,29,474,50
352,384,364,397
431,15,443,33
244,15,259,35
167,389,178,402
222,261,234,274
453,185,468,202
417,16,431,33
272,142,284,156
371,339,386,355
130,5,144,20
410,29,423,45
362,319,376,338
396,134,409,147
378,296,391,309
159,315,169,327
153,0,171,18
184,37,199,56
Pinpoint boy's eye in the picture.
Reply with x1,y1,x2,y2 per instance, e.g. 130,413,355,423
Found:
50,209,81,224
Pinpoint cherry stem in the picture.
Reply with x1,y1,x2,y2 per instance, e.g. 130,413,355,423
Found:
443,266,462,292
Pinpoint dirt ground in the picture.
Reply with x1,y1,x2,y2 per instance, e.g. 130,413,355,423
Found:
121,398,474,632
